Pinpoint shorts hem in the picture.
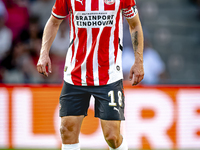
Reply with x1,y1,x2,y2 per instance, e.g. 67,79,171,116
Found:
94,115,125,121
60,114,88,117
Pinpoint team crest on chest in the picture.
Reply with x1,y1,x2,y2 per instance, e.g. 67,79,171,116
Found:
104,0,115,5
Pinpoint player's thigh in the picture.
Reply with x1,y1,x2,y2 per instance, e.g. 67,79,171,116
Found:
100,119,121,138
93,80,125,120
59,81,91,117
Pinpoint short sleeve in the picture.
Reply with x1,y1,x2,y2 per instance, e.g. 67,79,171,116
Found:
121,0,138,19
52,0,69,19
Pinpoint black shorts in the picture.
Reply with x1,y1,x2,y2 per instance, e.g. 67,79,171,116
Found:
59,80,125,120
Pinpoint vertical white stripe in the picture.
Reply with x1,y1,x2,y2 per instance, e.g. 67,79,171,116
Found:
107,0,121,84
86,0,91,11
64,13,74,84
116,12,123,66
116,13,124,78
93,27,105,86
108,28,115,84
65,0,79,84
71,0,75,12
99,0,104,11
81,28,92,86
93,0,103,85
80,55,87,85
80,0,92,86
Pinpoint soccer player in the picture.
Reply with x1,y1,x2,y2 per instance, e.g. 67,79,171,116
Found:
37,0,144,149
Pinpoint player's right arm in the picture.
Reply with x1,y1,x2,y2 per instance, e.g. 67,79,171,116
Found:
37,16,63,77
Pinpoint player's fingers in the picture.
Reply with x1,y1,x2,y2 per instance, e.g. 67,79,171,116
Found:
37,64,43,74
129,71,134,81
39,64,48,77
134,79,138,85
42,66,48,77
37,65,46,76
37,65,47,76
131,74,138,86
138,74,144,83
48,61,52,73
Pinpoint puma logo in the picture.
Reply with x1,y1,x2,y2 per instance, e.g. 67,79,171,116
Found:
76,0,83,5
114,107,120,114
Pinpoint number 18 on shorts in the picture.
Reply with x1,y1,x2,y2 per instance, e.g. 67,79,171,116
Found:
59,80,125,120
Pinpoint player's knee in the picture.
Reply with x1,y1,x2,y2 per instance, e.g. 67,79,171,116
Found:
60,125,68,135
60,125,79,144
60,125,75,141
105,133,119,144
60,123,74,134
60,119,78,136
60,119,76,133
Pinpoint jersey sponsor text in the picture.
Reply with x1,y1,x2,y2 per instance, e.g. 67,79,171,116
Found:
75,12,115,27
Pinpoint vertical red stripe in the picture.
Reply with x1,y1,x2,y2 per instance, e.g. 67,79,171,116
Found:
71,28,87,85
114,8,120,62
98,27,111,85
104,2,115,11
71,12,76,62
86,28,99,86
91,0,99,11
75,0,85,11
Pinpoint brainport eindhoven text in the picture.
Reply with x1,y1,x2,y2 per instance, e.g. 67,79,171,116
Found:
75,14,115,27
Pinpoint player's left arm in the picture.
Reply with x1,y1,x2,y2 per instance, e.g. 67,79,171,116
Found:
126,13,144,86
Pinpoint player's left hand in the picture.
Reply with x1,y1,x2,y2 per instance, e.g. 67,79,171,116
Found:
129,62,144,86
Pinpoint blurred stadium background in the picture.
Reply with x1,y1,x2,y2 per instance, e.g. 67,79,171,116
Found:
0,0,200,150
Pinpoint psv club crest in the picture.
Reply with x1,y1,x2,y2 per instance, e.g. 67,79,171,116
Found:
104,0,115,5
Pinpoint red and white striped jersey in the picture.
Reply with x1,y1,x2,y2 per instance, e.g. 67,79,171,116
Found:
52,0,138,86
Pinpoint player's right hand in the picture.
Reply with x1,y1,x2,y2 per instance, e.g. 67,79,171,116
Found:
37,54,52,77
